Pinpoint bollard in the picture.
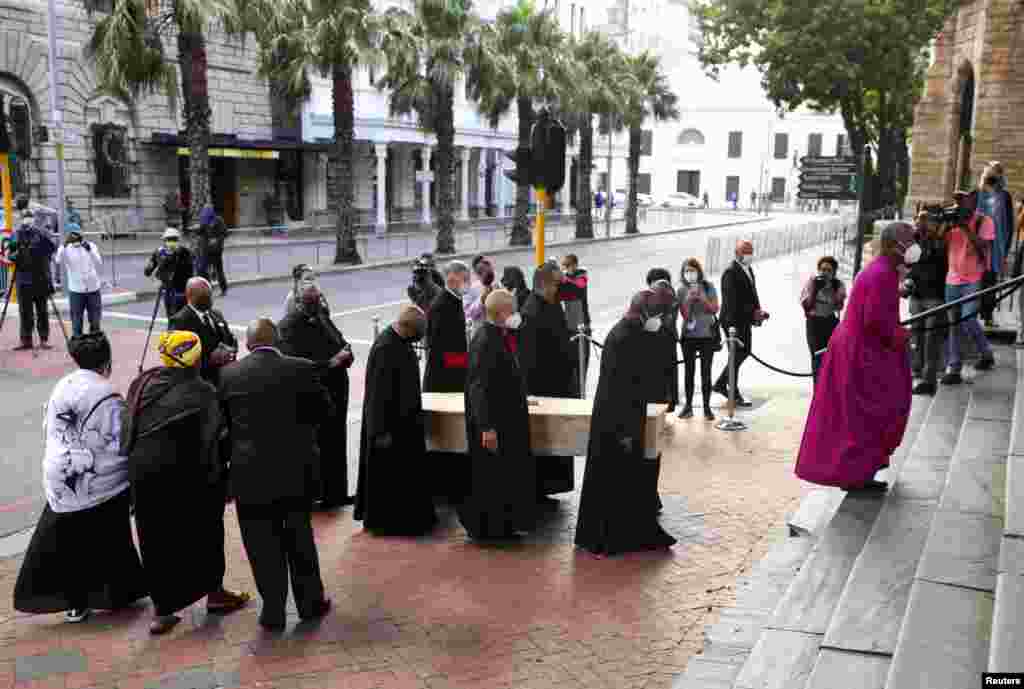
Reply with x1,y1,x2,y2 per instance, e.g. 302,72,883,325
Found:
372,315,380,341
577,323,587,399
716,326,747,432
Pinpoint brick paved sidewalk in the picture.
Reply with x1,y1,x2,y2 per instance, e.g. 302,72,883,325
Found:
0,368,812,689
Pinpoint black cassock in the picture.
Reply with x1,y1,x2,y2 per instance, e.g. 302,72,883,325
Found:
278,306,351,504
518,293,576,496
354,327,437,536
423,289,468,393
650,305,680,407
457,322,536,540
574,318,677,556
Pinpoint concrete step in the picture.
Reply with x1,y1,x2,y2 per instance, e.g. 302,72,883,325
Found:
770,496,883,635
916,509,1001,592
883,579,993,689
786,489,844,538
989,571,1024,672
803,649,889,689
733,629,819,689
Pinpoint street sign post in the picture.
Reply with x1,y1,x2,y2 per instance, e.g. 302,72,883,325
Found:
798,156,858,201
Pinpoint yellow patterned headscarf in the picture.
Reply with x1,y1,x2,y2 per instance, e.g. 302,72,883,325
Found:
158,331,202,368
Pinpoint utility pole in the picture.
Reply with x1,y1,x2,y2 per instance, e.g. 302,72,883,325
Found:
46,0,66,235
605,117,612,238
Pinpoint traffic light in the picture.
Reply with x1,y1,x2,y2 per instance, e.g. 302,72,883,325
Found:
504,146,533,187
530,110,566,193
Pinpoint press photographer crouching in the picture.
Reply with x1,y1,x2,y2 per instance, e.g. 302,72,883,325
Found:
143,228,195,319
903,212,948,396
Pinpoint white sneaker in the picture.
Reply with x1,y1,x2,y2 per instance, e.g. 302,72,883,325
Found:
65,608,90,623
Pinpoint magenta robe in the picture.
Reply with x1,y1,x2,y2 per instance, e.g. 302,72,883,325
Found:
795,254,912,487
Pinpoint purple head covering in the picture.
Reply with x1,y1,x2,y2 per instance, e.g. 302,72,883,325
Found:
624,286,675,321
199,205,216,226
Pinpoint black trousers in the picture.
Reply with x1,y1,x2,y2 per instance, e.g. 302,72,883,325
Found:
714,324,752,392
17,286,49,344
207,251,228,293
162,288,185,320
682,339,715,409
236,501,324,625
805,316,839,382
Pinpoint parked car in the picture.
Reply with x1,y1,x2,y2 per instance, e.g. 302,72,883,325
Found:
635,193,654,207
659,193,700,209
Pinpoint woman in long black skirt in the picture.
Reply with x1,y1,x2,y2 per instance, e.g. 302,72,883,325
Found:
14,333,147,623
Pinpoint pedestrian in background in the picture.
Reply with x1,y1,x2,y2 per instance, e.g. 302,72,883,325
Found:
678,258,719,420
906,213,948,395
56,225,103,337
7,209,56,350
499,265,530,311
196,205,230,296
713,239,769,407
466,255,497,335
800,256,846,382
14,333,147,624
559,254,591,397
977,163,1014,325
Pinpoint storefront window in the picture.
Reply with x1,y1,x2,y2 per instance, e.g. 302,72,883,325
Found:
91,123,131,198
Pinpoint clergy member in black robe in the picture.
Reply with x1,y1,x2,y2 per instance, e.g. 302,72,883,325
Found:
355,305,438,536
458,289,536,540
575,288,678,556
423,260,471,393
278,284,354,508
645,268,681,411
519,261,576,497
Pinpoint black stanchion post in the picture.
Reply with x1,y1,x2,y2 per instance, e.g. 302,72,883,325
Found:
716,326,747,432
577,323,587,399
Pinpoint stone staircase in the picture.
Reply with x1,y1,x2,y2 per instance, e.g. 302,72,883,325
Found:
673,346,1021,689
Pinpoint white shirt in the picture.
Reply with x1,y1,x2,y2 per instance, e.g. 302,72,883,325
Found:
55,242,102,294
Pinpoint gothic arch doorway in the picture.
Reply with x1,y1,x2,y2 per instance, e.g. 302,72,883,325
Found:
0,74,38,200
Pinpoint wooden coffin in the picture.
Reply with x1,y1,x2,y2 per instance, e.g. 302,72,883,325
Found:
422,393,668,459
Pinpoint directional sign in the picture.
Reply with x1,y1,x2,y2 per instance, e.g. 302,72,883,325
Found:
798,156,858,200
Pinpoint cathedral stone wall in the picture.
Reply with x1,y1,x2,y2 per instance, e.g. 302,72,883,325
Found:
909,0,1024,207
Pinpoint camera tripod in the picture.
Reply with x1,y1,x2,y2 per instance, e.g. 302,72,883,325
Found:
138,285,165,373
0,265,71,350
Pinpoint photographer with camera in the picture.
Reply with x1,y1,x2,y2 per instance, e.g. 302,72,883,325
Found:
143,229,195,319
408,257,441,317
902,212,949,396
5,209,57,350
55,224,103,337
800,256,846,382
940,190,996,384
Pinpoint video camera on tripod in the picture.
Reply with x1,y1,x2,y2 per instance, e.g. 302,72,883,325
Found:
922,203,970,226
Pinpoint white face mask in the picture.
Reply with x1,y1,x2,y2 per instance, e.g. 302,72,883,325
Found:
684,271,699,284
504,312,522,330
903,243,922,265
741,254,754,267
643,315,663,333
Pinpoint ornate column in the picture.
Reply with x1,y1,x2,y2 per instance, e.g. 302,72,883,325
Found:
460,147,471,222
495,153,506,218
489,148,501,218
420,145,432,225
374,143,388,233
475,148,487,210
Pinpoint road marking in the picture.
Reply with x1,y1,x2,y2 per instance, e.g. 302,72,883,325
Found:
331,299,407,318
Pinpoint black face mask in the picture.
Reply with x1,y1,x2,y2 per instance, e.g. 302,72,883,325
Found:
193,298,212,312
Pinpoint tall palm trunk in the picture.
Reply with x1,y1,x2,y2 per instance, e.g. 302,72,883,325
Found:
330,63,361,264
575,112,594,239
508,96,533,246
178,30,211,234
434,81,457,255
625,124,641,234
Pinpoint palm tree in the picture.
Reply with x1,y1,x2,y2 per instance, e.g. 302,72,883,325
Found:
564,32,629,240
249,0,378,264
376,0,481,255
622,52,679,235
467,0,573,246
86,0,248,230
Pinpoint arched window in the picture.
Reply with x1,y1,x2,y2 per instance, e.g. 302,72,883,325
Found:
677,128,705,146
0,75,35,199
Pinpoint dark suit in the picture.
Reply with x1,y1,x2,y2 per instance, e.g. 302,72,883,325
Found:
169,305,238,388
715,260,761,394
219,348,333,626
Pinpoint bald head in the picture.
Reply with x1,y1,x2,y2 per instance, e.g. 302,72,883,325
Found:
186,277,213,311
246,318,278,350
485,289,516,324
394,304,427,340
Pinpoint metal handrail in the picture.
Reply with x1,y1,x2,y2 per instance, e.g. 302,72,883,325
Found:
813,273,1024,357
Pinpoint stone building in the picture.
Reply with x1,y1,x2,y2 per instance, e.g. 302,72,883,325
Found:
909,0,1023,207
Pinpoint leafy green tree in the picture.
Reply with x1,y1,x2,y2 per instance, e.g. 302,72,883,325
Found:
696,0,957,211
467,0,574,246
562,32,629,239
249,0,379,264
86,0,248,229
622,52,678,235
376,0,482,255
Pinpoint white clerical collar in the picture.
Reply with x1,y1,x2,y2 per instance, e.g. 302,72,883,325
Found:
251,346,281,355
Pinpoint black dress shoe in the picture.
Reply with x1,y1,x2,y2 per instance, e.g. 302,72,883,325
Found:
912,381,936,396
259,616,286,632
711,382,729,398
975,356,995,371
319,496,355,510
941,372,963,385
300,598,331,621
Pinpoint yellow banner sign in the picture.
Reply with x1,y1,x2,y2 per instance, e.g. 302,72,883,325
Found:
176,147,280,160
